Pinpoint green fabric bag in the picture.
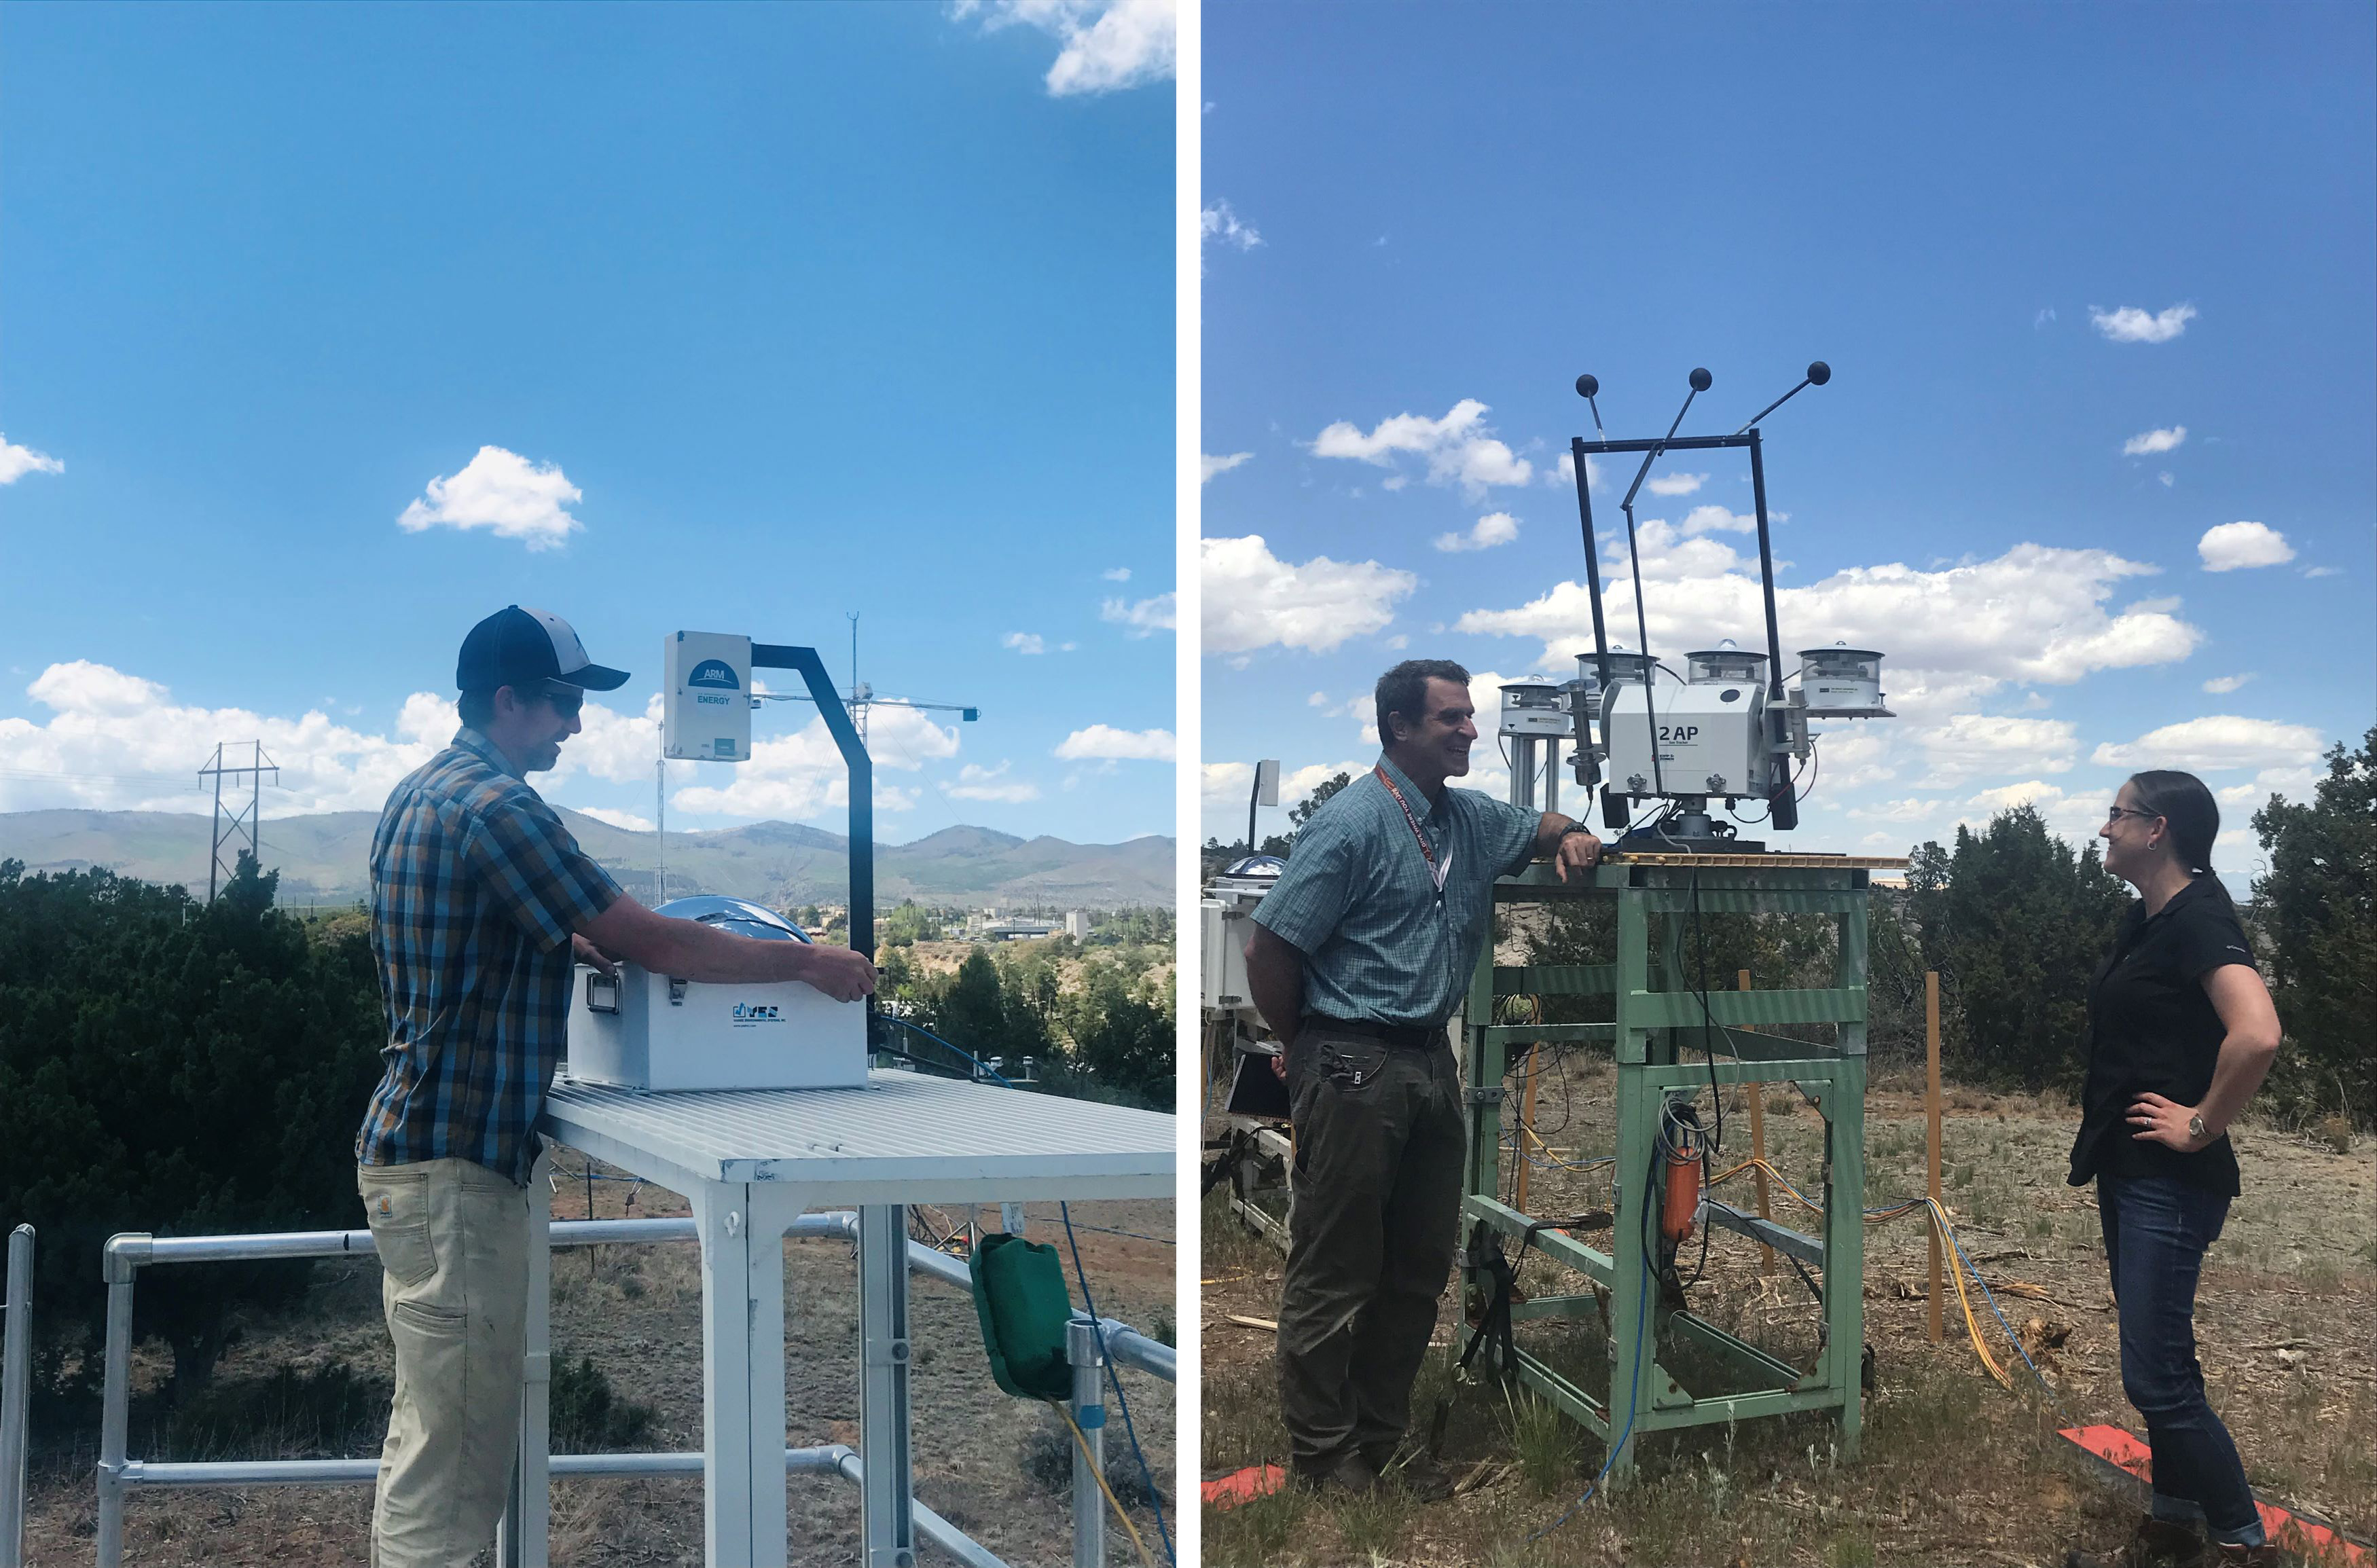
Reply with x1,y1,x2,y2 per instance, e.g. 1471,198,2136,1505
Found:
969,1231,1076,1401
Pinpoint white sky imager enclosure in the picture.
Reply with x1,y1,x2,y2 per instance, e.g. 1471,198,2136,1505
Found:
664,630,753,763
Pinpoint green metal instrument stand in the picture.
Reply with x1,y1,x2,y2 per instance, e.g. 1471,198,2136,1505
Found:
1460,854,1893,1485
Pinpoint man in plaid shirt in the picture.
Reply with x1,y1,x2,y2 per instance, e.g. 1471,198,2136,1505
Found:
356,606,874,1566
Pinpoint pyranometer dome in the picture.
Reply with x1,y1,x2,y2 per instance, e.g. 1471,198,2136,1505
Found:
653,895,812,943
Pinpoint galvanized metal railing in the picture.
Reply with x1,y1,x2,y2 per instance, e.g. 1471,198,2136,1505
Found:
92,1211,1172,1568
1,1224,31,1568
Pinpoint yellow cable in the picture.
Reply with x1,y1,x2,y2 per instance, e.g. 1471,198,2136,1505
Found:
1053,1400,1157,1568
1701,1157,2016,1389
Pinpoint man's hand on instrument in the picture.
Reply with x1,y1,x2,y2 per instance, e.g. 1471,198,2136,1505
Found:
1551,828,1605,882
570,932,619,975
797,943,878,1003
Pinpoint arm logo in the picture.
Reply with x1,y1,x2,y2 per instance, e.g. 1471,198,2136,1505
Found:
687,660,742,690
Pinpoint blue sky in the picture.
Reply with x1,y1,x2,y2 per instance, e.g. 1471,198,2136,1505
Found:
0,2,1176,845
1200,3,2374,884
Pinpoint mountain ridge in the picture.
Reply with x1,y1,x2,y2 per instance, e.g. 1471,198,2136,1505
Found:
0,809,1172,910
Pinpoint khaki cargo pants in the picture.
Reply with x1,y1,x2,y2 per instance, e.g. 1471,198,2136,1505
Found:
357,1158,530,1568
1275,1023,1466,1476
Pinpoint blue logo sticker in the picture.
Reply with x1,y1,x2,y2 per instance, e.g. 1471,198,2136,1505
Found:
687,659,740,690
714,737,736,757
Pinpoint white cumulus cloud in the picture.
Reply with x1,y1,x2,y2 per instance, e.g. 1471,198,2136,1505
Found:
672,704,958,818
2091,304,2197,344
1434,512,1520,553
947,761,1041,803
397,446,583,550
1456,538,2198,716
1055,725,1175,762
2091,716,2324,772
2197,522,2293,572
572,805,655,833
1003,632,1047,655
1201,452,1254,482
2201,674,2253,695
1101,566,1132,581
0,661,454,815
0,435,65,484
1917,714,2080,785
1201,200,1263,252
1202,535,1419,655
1967,780,2065,813
2122,425,2187,456
1644,472,1707,498
1311,399,1532,498
953,0,1174,96
1101,592,1176,636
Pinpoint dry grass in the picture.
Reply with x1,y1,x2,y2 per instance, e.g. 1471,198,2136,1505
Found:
1201,1063,2376,1567
17,1174,1176,1565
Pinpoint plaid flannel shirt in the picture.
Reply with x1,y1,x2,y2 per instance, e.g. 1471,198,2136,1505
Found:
356,727,620,1184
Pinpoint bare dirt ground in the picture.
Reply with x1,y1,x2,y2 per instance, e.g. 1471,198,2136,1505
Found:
17,1169,1176,1567
1202,1057,2376,1567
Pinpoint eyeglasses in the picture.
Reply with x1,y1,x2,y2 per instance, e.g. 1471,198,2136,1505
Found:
2105,805,2159,824
540,686,585,718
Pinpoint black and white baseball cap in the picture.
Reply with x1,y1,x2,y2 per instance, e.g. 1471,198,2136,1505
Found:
456,606,630,693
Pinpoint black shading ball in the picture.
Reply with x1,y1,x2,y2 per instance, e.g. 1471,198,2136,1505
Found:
1807,361,1832,386
1576,373,1599,399
1688,367,1712,391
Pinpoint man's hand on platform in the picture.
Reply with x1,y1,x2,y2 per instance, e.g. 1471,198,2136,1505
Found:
1550,828,1604,882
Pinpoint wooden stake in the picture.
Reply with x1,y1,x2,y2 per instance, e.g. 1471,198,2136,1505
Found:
1513,1044,1543,1213
1927,968,1944,1344
1742,968,1773,1274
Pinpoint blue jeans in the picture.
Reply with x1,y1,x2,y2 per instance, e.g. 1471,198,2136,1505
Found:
2098,1173,2262,1546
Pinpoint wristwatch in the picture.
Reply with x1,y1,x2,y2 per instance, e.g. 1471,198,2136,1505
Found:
2187,1112,2208,1144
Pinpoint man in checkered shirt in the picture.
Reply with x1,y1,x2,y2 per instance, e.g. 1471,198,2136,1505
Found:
355,606,875,1567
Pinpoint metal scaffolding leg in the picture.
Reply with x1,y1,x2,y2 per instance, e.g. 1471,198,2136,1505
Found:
499,1150,554,1566
696,1182,791,1566
1,1225,32,1568
859,1205,917,1568
1066,1319,1106,1568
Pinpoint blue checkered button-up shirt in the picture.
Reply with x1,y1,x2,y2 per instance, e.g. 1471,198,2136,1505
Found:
1252,756,1542,1028
356,727,621,1184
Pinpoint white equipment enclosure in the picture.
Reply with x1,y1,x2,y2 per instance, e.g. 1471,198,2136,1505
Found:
664,630,755,762
567,896,868,1092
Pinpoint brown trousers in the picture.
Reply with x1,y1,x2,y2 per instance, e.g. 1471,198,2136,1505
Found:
1276,1023,1466,1474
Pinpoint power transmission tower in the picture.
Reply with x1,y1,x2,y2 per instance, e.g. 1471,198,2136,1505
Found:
199,741,277,902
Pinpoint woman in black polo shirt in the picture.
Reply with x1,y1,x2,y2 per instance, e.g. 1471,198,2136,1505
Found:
2066,771,2286,1568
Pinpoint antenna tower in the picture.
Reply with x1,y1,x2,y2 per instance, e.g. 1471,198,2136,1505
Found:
198,741,277,902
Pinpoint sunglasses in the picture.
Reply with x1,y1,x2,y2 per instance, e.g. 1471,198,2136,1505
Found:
540,686,585,718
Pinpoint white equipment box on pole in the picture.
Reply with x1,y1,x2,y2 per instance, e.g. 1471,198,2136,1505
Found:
664,630,754,762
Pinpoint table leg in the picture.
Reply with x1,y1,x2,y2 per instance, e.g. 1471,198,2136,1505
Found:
697,1182,789,1567
500,1148,554,1568
859,1205,917,1568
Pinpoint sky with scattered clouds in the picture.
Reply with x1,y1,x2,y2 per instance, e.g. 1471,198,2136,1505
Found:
1200,6,2373,888
1,3,1174,846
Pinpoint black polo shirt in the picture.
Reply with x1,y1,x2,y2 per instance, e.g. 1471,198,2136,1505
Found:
2068,875,2257,1197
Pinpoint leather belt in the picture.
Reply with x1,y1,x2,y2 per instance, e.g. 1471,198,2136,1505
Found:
1303,1014,1448,1049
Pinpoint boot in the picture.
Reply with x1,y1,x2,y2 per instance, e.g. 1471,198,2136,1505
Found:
1291,1450,1380,1499
2065,1515,2207,1568
1362,1444,1456,1503
2209,1542,2303,1567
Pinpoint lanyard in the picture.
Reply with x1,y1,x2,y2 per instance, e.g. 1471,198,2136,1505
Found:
1374,765,1453,898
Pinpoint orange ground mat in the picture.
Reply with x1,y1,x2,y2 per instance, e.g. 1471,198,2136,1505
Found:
1202,1461,1288,1510
2059,1425,2370,1565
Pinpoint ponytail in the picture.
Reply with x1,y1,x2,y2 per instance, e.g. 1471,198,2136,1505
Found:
2127,769,2230,902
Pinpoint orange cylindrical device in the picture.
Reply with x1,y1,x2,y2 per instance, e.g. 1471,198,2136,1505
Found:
1661,1149,1702,1244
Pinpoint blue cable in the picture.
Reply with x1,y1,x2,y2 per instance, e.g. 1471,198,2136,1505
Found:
1063,1201,1176,1567
882,1015,1177,1566
1527,1252,1654,1543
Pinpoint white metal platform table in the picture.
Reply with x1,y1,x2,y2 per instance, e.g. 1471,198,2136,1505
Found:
528,1071,1175,1568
